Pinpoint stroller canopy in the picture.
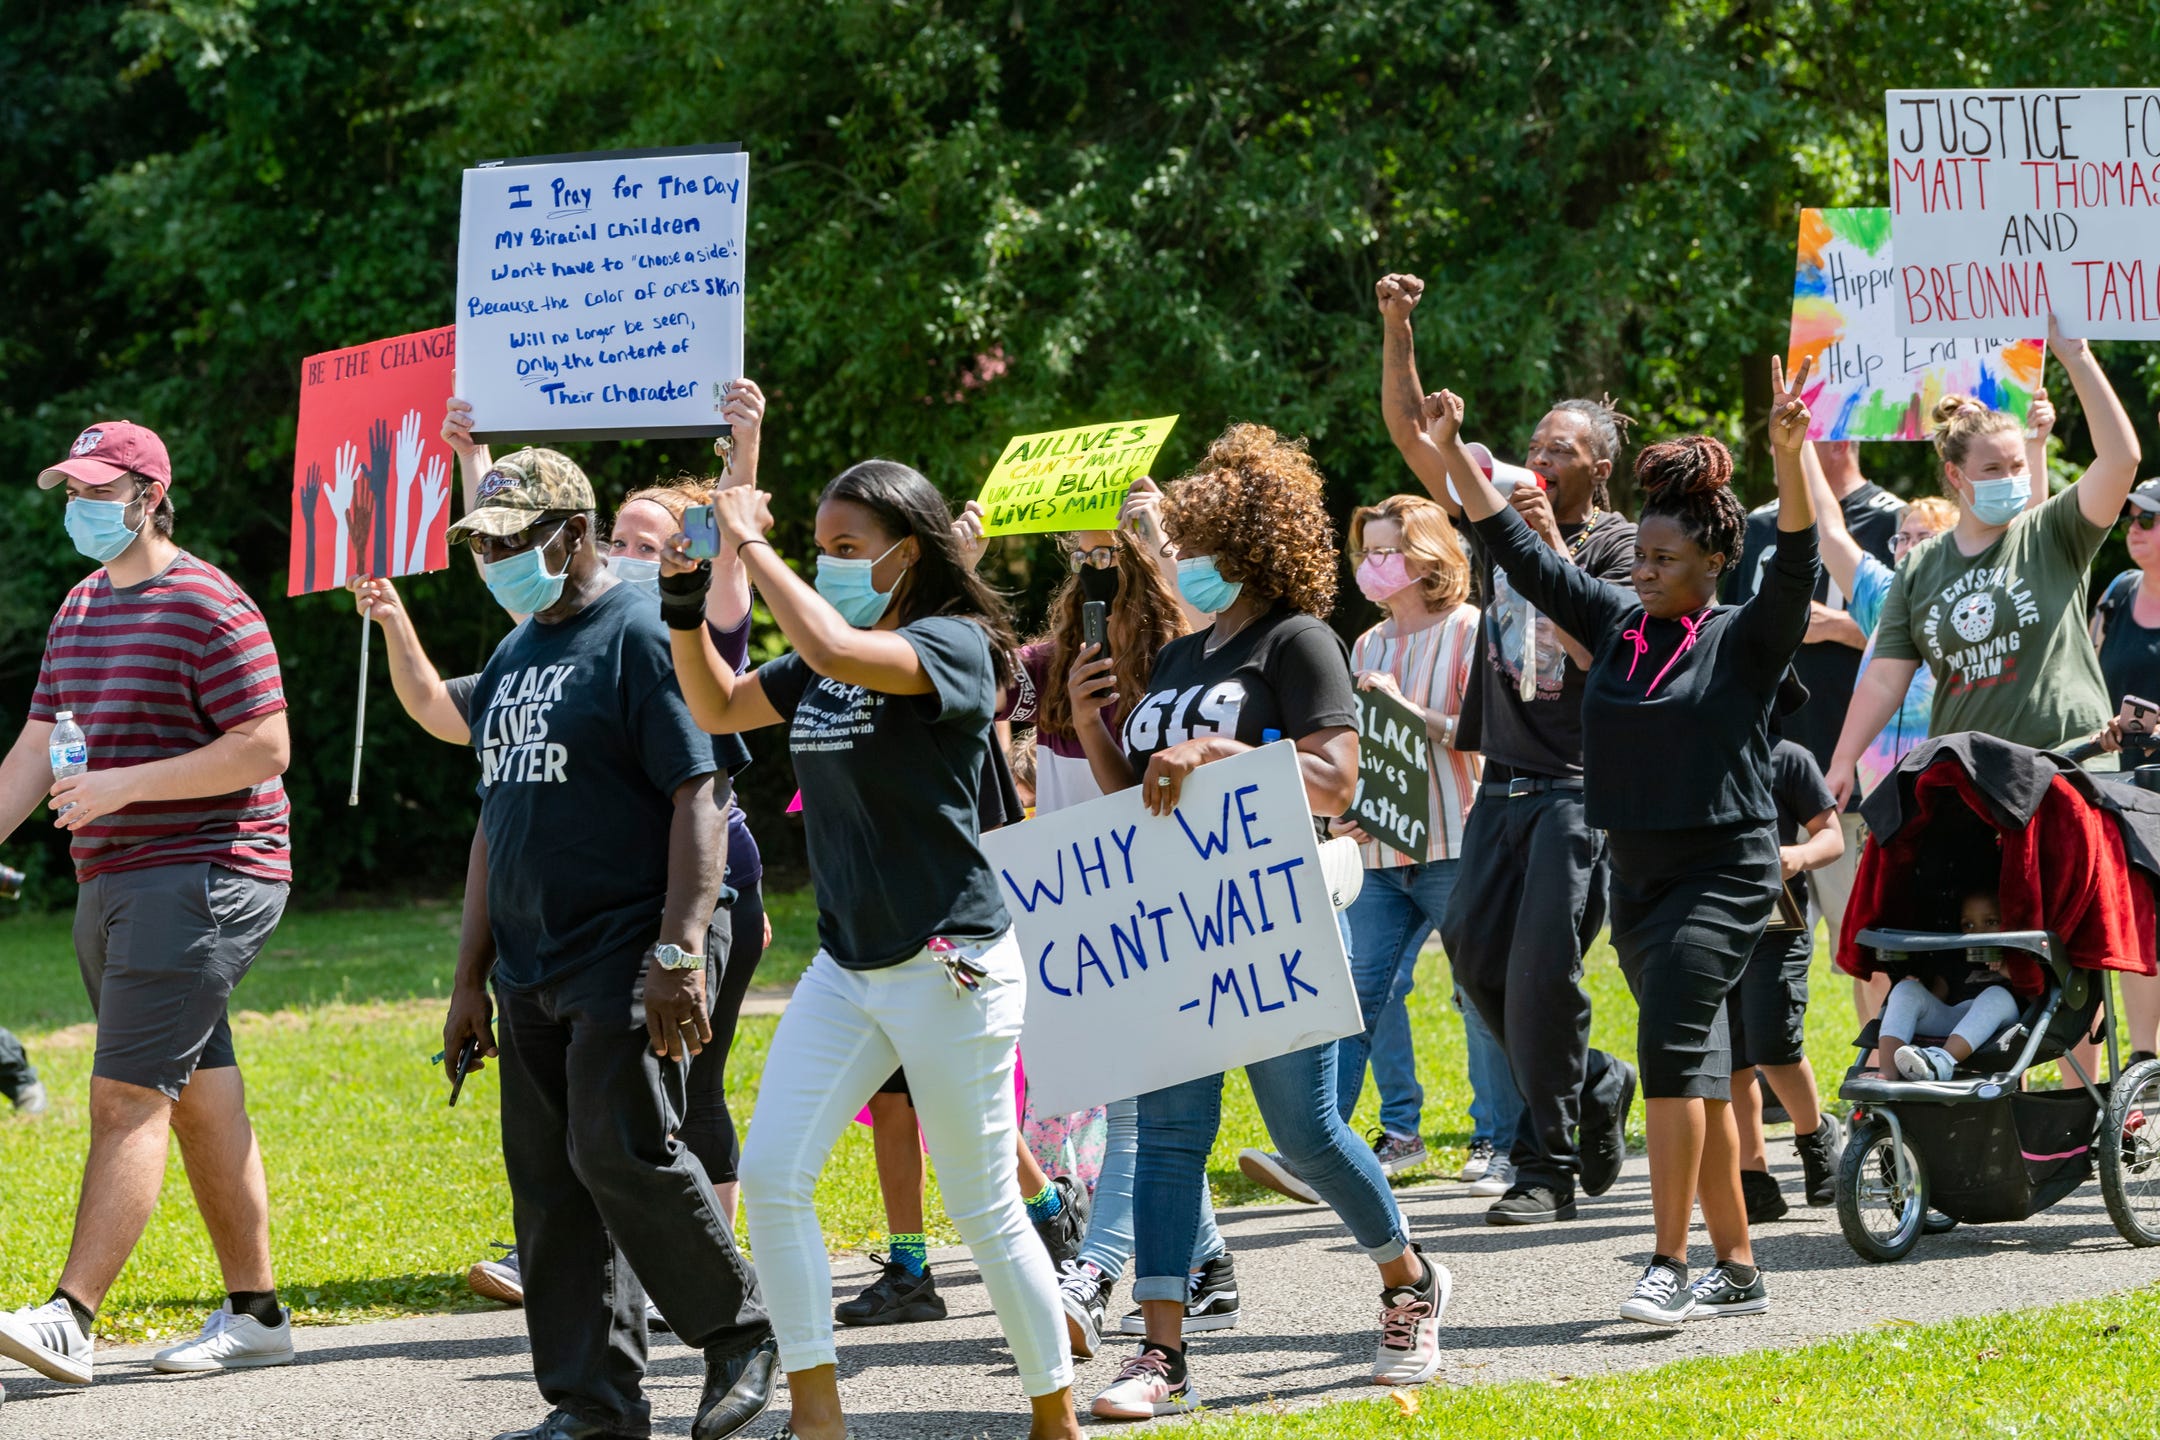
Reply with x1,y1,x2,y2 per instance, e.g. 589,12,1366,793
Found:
1839,733,2160,995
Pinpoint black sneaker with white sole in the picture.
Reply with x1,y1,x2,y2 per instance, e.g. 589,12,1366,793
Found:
1119,1250,1243,1335
1032,1175,1090,1270
1057,1260,1111,1360
1794,1114,1843,1207
1619,1259,1694,1326
1685,1262,1769,1319
835,1256,946,1327
1484,1182,1577,1225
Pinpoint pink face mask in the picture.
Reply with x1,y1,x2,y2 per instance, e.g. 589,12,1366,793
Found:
1356,552,1418,602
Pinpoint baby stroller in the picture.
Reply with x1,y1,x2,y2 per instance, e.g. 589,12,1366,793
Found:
1833,734,2160,1261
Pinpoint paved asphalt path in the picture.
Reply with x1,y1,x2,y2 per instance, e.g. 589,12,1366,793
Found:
5,1145,2157,1439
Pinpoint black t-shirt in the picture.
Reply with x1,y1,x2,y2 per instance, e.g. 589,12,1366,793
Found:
758,614,1010,968
1457,514,1638,778
1120,605,1357,799
472,584,718,989
1725,483,1903,780
1759,738,1837,962
1470,506,1818,832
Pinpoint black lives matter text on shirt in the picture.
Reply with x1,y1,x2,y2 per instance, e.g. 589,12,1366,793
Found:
758,614,1011,969
1120,606,1358,786
471,585,720,990
1353,685,1432,861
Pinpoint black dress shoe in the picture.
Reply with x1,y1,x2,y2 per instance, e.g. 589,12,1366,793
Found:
492,1409,641,1440
693,1335,779,1440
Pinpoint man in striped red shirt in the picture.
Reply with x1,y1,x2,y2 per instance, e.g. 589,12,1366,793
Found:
0,421,297,1387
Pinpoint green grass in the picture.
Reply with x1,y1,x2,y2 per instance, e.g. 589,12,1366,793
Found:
1187,1283,2160,1439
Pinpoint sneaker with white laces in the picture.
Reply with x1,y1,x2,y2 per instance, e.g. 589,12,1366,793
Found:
1057,1260,1110,1360
1089,1344,1199,1420
1370,1247,1450,1386
1118,1250,1243,1336
1467,1156,1516,1199
1894,1044,1958,1082
1369,1129,1430,1178
1685,1262,1769,1319
1456,1137,1496,1184
0,1299,92,1384
467,1241,524,1306
1237,1148,1321,1204
1619,1260,1695,1327
151,1303,295,1373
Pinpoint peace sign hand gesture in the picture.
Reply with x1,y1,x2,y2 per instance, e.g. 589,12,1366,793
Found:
1768,355,1814,454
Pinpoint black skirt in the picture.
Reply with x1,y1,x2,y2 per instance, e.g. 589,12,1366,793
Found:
1605,822,1782,1101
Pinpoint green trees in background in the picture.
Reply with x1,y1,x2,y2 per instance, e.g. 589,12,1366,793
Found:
2,0,2154,898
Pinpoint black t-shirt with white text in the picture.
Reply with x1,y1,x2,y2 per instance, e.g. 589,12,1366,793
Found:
758,614,1011,969
472,584,718,989
1121,606,1357,803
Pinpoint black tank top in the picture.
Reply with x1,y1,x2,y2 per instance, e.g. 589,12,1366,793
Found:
2097,571,2160,711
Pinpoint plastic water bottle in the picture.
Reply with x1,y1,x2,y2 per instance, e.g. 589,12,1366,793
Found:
49,711,87,819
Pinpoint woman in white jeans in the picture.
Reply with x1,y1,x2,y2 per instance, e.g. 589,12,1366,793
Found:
666,459,1079,1440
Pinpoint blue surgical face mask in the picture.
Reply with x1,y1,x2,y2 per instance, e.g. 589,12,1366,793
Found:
1176,554,1244,615
1967,474,2029,527
65,495,145,564
482,523,570,615
610,556,662,594
815,538,908,629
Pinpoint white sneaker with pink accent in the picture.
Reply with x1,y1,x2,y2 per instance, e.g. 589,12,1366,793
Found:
1371,1248,1450,1386
1089,1344,1200,1419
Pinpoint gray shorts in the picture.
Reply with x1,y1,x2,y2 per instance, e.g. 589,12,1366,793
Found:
74,862,288,1098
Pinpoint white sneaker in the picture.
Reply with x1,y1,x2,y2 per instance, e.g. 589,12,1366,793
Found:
1894,1045,1958,1082
0,1299,93,1384
150,1304,295,1373
1236,1148,1321,1204
1371,1250,1450,1386
1456,1137,1495,1183
1468,1157,1516,1198
1089,1345,1199,1419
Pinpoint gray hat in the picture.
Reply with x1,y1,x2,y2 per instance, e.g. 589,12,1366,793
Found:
2127,479,2160,516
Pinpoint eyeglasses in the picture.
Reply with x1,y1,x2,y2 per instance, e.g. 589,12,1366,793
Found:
467,515,572,559
1068,545,1118,572
1351,546,1404,562
1888,531,1932,553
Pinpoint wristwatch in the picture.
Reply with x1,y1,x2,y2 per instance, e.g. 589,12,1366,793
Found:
652,942,704,972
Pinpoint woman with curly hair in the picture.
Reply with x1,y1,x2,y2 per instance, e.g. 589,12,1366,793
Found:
1070,423,1450,1416
1433,360,1820,1327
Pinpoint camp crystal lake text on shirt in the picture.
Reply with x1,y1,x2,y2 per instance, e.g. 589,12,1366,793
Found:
1920,563,2043,693
478,664,576,785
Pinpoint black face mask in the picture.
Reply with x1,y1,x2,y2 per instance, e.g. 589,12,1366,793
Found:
1076,563,1121,606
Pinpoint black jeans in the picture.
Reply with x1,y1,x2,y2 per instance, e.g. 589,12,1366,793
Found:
0,1027,36,1104
683,881,764,1185
1441,783,1622,1192
495,946,770,1436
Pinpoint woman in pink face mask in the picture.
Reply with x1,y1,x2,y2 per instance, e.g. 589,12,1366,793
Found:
1327,495,1506,1185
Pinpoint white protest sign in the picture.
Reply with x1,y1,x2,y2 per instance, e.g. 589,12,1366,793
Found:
456,144,747,441
1885,89,2160,338
982,741,1359,1118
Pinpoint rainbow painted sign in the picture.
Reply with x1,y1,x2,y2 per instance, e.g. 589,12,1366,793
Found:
1787,207,2043,442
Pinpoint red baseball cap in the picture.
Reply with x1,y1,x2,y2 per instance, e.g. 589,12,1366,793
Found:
37,421,172,490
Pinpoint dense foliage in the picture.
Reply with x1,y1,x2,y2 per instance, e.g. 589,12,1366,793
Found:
3,0,2156,899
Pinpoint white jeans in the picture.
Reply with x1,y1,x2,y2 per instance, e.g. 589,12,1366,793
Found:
1879,978,2022,1054
739,930,1073,1396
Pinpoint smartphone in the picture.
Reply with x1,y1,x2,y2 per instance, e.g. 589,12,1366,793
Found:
1082,601,1110,664
447,1035,480,1108
681,503,722,561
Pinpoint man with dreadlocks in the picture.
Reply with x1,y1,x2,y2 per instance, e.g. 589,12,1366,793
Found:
1431,358,1821,1326
1376,274,1637,1227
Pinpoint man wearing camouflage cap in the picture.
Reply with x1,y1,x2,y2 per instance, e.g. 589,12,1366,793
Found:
440,449,776,1440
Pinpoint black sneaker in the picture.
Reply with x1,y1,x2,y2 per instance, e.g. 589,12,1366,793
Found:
1484,1182,1577,1225
1793,1114,1843,1207
1580,1058,1636,1198
1057,1260,1111,1360
1119,1250,1244,1335
1618,1259,1694,1326
835,1255,946,1327
1740,1167,1788,1225
1685,1262,1768,1319
1031,1175,1089,1270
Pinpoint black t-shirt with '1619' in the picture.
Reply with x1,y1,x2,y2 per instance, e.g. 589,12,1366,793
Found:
1121,605,1358,795
757,614,1011,970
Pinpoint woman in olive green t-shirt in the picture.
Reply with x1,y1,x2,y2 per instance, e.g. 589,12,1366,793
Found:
1828,319,2143,808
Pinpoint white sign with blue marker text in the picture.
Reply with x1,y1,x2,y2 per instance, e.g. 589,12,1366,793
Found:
455,145,748,441
982,741,1359,1117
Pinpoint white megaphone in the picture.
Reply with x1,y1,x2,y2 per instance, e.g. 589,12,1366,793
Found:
1448,442,1545,507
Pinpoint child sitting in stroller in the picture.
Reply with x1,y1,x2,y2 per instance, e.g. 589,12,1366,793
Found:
1877,889,2020,1082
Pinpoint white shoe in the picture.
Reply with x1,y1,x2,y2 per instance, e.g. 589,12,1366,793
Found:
150,1304,295,1373
1456,1138,1495,1183
1371,1250,1450,1386
1894,1045,1957,1082
1089,1345,1200,1419
0,1299,93,1384
1467,1157,1516,1198
1236,1148,1321,1204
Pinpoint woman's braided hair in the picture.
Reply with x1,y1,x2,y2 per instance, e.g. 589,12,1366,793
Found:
1635,434,1744,566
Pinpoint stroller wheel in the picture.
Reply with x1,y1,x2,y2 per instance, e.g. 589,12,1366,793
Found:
1837,1118,1926,1262
2101,1058,2160,1248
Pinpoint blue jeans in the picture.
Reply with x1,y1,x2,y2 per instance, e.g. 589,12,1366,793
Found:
1076,1097,1224,1283
1133,996,1410,1301
1335,862,1453,1136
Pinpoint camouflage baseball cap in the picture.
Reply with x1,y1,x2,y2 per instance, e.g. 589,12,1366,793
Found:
448,448,596,538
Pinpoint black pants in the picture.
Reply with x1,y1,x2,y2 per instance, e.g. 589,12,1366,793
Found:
1441,783,1623,1191
683,881,764,1185
0,1027,36,1103
496,946,770,1435
1607,824,1782,1101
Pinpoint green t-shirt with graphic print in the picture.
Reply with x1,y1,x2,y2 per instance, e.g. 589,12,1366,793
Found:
1873,487,2111,753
